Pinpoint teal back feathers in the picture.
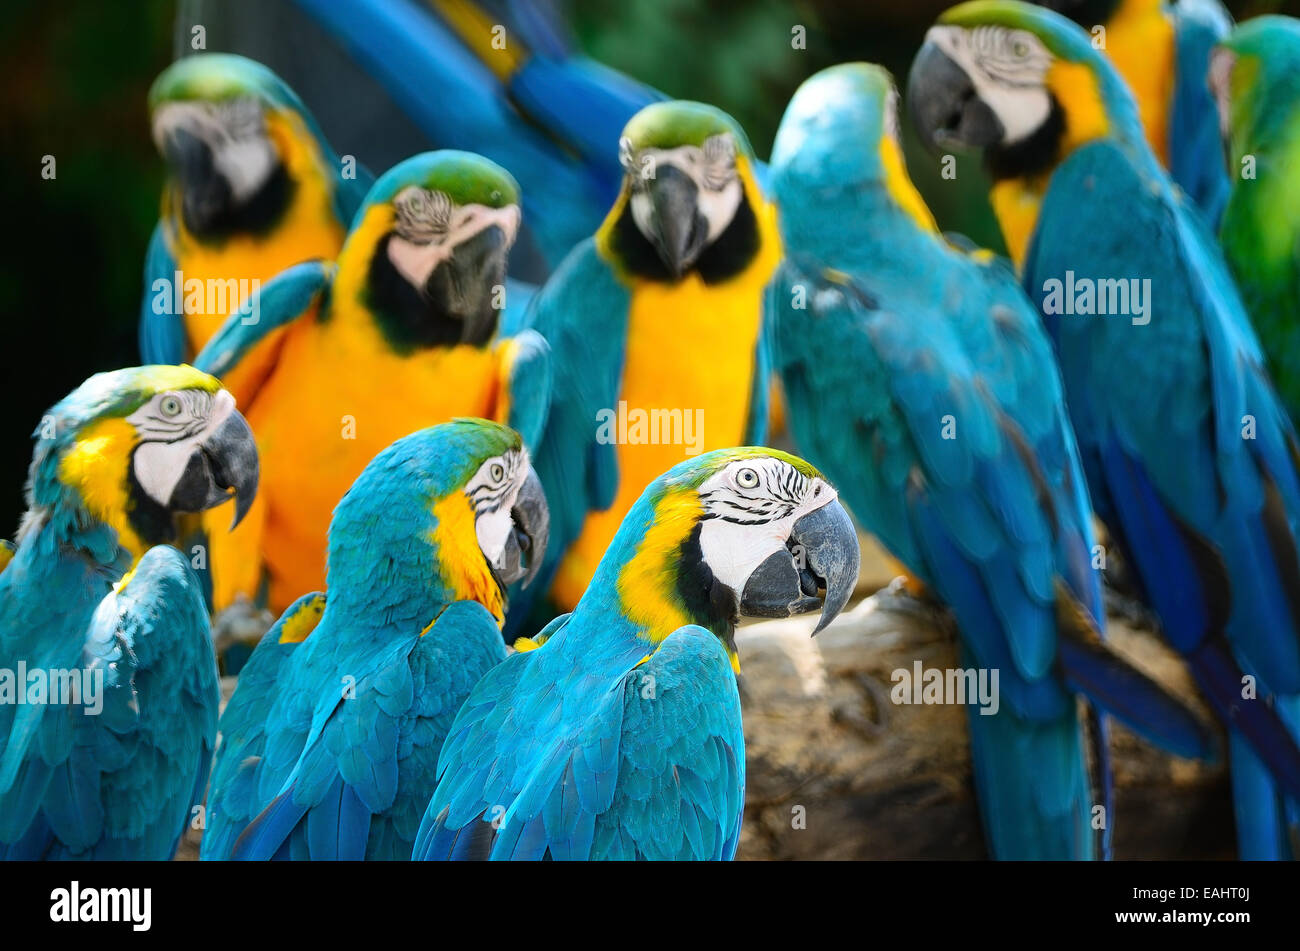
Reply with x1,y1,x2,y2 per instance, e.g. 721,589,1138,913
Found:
203,419,520,861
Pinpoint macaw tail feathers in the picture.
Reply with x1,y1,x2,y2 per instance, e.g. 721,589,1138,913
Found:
230,787,307,860
231,777,372,861
965,701,1095,860
1185,638,1300,862
412,806,497,861
1053,592,1217,761
1228,721,1299,861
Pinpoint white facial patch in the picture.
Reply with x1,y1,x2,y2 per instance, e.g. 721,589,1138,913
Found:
694,458,838,595
152,98,277,203
926,25,1054,145
464,448,528,569
128,388,234,507
624,134,744,245
386,187,521,291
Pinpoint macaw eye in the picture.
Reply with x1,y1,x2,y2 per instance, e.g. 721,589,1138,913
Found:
490,463,505,482
1012,39,1030,57
159,395,182,418
736,467,759,489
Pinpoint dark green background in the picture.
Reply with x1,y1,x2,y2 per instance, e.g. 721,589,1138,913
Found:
0,0,1285,535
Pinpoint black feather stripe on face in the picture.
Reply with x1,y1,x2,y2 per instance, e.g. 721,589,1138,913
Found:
698,463,806,524
184,161,293,241
608,184,761,284
676,520,741,645
125,446,177,548
364,233,468,353
984,96,1066,182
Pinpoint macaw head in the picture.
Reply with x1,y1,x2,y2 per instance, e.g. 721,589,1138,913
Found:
326,419,548,624
150,53,332,240
591,448,859,668
341,151,521,352
26,365,258,562
771,63,937,237
907,1,1139,182
601,100,765,283
1209,16,1300,168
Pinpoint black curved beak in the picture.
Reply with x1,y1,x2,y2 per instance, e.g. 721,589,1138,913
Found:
497,468,549,588
427,225,510,347
907,40,1005,154
167,409,259,529
646,166,708,278
740,498,859,634
163,126,232,233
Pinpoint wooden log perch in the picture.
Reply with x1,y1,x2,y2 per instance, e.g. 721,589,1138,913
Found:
734,585,1234,860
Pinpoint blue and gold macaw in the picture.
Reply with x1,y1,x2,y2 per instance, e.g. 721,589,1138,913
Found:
414,448,858,860
190,151,550,628
142,53,371,404
0,366,258,859
1031,0,1231,224
1212,16,1300,420
508,100,779,636
770,63,1214,860
201,419,547,860
910,0,1300,859
288,0,664,272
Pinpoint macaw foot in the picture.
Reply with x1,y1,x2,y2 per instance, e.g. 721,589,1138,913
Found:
1102,585,1161,633
212,597,277,676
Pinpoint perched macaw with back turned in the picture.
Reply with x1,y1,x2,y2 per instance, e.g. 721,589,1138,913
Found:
192,151,550,631
1211,15,1300,421
201,419,547,860
909,0,1300,859
142,53,371,405
1029,0,1231,225
0,366,258,859
769,63,1214,859
509,100,779,637
414,448,858,860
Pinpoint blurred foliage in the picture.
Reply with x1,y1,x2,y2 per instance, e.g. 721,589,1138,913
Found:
0,0,1287,536
0,0,172,533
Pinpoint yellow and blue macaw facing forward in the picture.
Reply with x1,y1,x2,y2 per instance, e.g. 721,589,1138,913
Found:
0,366,258,859
192,151,550,627
415,448,859,860
202,419,547,860
910,0,1300,859
142,54,371,405
769,64,1214,859
510,100,779,635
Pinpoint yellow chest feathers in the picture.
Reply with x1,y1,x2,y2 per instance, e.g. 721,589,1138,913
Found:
619,178,780,429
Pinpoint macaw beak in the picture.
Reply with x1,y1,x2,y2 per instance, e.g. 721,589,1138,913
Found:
739,497,860,634
908,39,1005,153
496,467,549,588
162,126,231,233
646,166,708,278
167,408,259,529
427,225,510,347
